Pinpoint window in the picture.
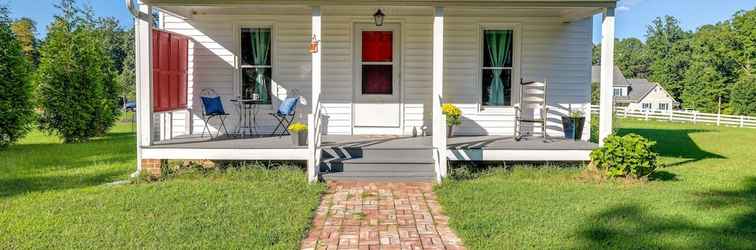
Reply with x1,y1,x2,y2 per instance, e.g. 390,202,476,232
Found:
613,87,625,96
658,103,669,110
361,31,394,95
642,103,652,110
482,29,514,106
240,28,272,104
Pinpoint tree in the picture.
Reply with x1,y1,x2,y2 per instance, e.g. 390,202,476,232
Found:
117,27,136,100
592,43,600,65
730,75,756,116
36,0,121,142
10,17,37,66
645,16,691,100
681,23,739,113
0,6,34,148
615,38,650,78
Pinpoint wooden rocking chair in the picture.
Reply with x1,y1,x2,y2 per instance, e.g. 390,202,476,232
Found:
514,79,549,142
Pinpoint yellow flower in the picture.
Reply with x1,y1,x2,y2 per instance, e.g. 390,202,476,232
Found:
288,122,308,133
442,103,462,126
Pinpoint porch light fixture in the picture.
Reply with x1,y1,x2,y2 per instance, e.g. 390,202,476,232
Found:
373,9,385,26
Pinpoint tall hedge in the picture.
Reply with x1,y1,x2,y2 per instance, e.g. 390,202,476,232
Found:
36,12,120,143
0,7,34,148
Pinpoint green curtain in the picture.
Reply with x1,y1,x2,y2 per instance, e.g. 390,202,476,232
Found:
251,29,270,103
485,30,512,106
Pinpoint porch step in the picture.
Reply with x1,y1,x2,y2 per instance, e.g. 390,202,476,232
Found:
320,147,436,181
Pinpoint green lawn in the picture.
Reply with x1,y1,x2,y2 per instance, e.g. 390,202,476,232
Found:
0,123,325,249
436,119,756,249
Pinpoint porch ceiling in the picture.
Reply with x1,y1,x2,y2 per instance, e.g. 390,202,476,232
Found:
144,0,616,8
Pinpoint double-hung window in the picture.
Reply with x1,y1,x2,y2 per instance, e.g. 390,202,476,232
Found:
482,29,515,106
642,103,652,110
658,103,669,110
240,28,272,104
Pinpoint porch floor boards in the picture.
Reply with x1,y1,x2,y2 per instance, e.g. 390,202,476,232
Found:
148,134,597,150
150,134,304,149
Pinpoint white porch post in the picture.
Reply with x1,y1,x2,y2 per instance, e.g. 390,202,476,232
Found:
599,7,615,146
307,6,322,183
134,2,153,177
432,6,447,181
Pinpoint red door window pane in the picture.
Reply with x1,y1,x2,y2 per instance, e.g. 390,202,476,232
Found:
362,65,392,95
362,31,392,62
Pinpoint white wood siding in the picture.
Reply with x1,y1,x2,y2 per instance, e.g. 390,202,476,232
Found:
160,8,312,135
444,9,593,138
158,6,593,139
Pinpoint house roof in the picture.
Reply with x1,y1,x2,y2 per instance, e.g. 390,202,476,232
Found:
591,65,628,86
625,79,657,103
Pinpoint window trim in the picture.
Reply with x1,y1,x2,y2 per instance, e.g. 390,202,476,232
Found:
477,23,521,111
234,23,277,106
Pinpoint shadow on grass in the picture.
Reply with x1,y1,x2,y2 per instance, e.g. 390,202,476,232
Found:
578,177,756,249
616,128,725,166
0,131,136,198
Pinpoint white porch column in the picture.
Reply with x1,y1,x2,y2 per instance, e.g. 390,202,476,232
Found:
307,6,322,183
599,7,615,146
432,6,447,181
134,2,153,176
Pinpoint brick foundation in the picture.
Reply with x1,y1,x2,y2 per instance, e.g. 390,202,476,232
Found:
141,159,162,177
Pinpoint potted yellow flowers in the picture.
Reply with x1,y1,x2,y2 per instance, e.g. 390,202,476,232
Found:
442,103,462,138
288,122,308,146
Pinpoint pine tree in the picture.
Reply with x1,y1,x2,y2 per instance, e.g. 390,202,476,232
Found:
0,6,34,148
36,0,120,142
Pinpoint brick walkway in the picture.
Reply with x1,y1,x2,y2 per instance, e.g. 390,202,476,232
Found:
301,181,465,250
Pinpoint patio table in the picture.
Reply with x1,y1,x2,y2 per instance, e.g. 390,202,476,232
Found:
230,98,264,137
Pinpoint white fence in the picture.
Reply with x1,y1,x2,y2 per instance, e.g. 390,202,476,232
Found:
590,105,756,129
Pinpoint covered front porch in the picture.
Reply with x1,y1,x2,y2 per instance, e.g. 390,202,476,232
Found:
132,0,618,182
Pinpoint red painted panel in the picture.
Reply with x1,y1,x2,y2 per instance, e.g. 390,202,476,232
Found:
152,29,189,112
362,31,392,62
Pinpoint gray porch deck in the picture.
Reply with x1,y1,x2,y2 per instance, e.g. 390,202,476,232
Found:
149,134,597,151
150,135,305,149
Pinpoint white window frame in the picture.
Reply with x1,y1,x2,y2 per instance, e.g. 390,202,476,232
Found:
234,23,277,106
613,87,623,97
658,103,669,110
642,103,652,110
478,23,521,110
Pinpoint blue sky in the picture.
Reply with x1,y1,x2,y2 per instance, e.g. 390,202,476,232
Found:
2,0,755,43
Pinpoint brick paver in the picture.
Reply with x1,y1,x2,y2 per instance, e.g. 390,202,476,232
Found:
302,181,465,250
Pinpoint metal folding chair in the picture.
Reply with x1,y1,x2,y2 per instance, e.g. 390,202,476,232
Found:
270,95,300,136
199,88,230,139
514,79,549,142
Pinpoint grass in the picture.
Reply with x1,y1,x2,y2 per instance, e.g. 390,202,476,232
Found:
436,119,756,249
0,123,325,249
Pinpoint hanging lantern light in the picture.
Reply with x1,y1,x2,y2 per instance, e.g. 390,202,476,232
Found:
309,34,319,54
373,9,385,26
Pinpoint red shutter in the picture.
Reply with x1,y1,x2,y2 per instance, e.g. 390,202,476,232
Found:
152,29,189,112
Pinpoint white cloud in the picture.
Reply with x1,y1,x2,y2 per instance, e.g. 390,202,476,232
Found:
616,0,645,12
617,6,631,12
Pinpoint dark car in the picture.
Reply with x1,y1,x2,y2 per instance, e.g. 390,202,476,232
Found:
124,101,136,112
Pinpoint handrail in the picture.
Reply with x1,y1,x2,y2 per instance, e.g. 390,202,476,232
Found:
311,94,324,180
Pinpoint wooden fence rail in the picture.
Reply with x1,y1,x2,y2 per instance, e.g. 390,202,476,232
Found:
590,105,756,129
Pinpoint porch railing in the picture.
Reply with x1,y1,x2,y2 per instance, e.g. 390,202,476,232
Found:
308,94,325,181
433,95,448,182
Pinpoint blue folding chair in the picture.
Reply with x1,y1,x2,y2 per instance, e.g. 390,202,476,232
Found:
199,89,230,139
270,96,300,136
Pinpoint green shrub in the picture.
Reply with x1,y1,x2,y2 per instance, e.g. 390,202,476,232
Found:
0,7,34,148
36,10,120,143
590,133,659,178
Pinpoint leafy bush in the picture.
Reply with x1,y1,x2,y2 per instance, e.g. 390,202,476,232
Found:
36,9,120,143
0,7,34,148
590,133,659,178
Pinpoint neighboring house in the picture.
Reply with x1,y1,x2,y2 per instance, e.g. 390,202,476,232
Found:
591,65,678,111
128,0,620,182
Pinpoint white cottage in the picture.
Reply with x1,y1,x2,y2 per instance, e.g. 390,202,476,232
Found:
128,0,618,182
